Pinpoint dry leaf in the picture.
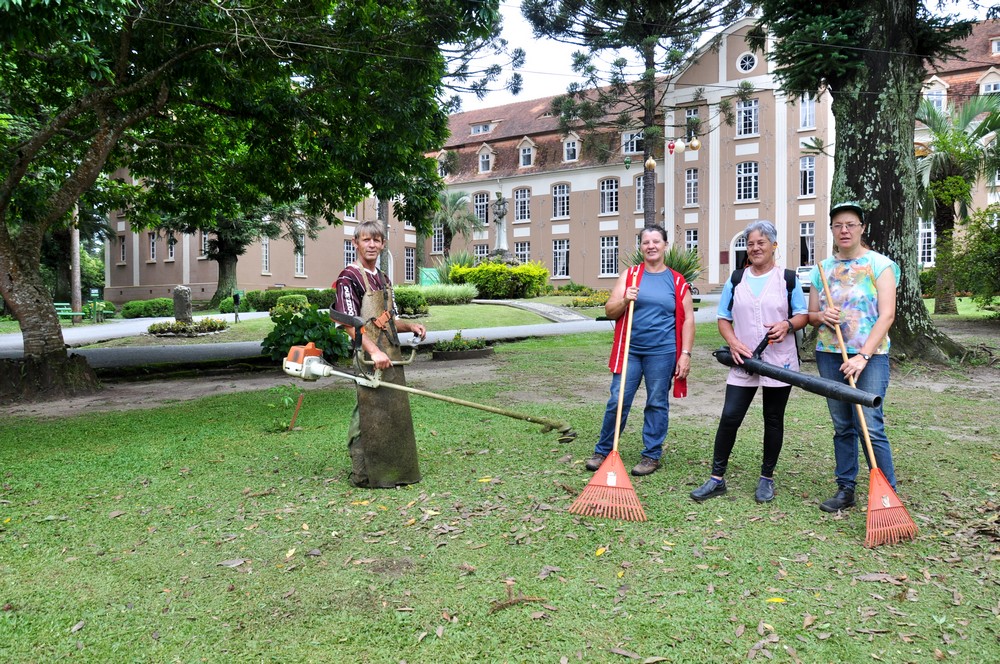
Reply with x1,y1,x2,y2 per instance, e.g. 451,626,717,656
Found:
70,620,85,633
854,573,903,585
803,614,816,629
436,625,444,638
538,565,561,580
217,558,249,567
595,547,606,556
108,510,125,519
608,647,640,659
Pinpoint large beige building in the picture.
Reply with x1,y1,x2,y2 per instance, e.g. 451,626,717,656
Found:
105,18,999,303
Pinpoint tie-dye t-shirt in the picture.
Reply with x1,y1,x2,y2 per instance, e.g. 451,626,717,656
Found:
810,251,900,355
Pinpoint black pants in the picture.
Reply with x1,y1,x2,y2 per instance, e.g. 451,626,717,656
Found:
711,383,792,478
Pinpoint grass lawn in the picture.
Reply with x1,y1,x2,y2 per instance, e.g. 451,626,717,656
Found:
1,325,997,661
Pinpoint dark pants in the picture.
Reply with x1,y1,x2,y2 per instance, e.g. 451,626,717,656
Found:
711,383,792,478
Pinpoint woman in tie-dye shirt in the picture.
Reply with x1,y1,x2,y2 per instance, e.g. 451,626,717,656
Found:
807,202,900,515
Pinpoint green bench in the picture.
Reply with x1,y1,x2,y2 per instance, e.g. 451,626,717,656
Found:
54,302,86,324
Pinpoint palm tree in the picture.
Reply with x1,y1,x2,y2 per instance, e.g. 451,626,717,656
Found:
431,191,484,258
916,96,1000,315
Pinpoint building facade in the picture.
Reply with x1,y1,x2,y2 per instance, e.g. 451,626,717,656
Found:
105,18,999,303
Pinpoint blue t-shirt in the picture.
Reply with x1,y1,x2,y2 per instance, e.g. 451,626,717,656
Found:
630,269,676,355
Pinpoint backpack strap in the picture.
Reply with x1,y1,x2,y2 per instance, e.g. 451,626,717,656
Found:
726,267,795,317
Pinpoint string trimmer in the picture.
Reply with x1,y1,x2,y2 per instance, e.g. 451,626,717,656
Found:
281,311,577,443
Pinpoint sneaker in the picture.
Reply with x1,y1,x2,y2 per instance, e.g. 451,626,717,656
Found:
584,454,607,471
754,477,775,503
690,477,727,502
631,457,661,476
819,488,855,513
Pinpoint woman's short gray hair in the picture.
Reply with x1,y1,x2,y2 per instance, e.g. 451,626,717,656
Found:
743,220,778,244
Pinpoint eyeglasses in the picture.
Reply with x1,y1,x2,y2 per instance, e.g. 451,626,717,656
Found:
831,223,862,232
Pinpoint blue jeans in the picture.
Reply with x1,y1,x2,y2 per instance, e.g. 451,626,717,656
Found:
815,352,896,491
595,352,675,461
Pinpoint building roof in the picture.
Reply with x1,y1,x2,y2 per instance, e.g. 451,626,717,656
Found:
930,19,1000,75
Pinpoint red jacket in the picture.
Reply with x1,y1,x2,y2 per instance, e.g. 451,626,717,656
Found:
607,263,690,398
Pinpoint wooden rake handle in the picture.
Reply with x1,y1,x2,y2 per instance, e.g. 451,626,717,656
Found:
612,271,637,455
818,264,879,470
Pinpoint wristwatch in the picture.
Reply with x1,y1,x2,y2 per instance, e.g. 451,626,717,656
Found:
859,353,871,361
681,350,692,356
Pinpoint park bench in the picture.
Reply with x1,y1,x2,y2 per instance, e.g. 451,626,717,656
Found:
54,302,86,324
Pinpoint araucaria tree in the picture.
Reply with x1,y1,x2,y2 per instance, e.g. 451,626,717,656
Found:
0,0,505,397
750,1,971,361
915,96,1000,315
522,0,747,227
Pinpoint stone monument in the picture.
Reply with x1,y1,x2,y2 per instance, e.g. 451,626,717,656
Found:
173,285,193,323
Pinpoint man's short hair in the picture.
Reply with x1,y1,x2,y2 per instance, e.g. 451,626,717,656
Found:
354,220,385,243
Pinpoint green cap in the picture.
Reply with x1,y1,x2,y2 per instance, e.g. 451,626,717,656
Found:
829,201,865,223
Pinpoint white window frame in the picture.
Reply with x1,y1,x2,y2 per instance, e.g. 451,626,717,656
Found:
471,123,493,135
474,244,489,261
634,175,644,213
119,235,126,263
685,107,700,139
736,99,759,137
344,239,356,267
294,234,306,276
800,221,815,266
599,178,619,215
736,161,759,202
918,218,936,266
201,231,210,257
473,192,490,224
520,146,533,167
552,239,570,278
736,52,757,73
552,184,570,219
148,232,157,261
685,229,699,252
261,236,270,273
431,224,444,254
479,152,492,173
685,168,699,206
984,81,1000,94
622,130,644,154
799,156,816,197
599,236,619,276
344,205,357,221
563,138,578,162
167,232,175,261
513,187,531,222
799,94,816,129
514,241,530,264
404,246,415,283
992,39,1000,54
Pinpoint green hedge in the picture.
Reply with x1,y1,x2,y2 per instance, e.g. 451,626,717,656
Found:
393,286,429,316
415,283,478,305
120,297,174,319
243,288,335,312
219,296,253,314
449,261,549,299
261,304,350,364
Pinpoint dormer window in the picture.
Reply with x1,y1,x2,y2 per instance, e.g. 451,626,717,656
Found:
977,68,1000,94
563,133,580,162
517,137,536,168
471,122,494,135
479,152,491,172
992,39,1000,54
622,130,644,155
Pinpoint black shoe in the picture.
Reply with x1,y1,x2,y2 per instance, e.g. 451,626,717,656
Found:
754,477,775,503
819,488,855,513
631,457,661,476
690,478,726,501
585,454,606,471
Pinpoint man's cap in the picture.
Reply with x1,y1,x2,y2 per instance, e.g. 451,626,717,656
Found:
829,201,865,223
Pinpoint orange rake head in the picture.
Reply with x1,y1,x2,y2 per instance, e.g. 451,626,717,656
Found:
568,451,647,522
864,468,918,548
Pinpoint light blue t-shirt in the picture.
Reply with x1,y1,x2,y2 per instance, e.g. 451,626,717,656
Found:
630,269,676,355
717,269,808,321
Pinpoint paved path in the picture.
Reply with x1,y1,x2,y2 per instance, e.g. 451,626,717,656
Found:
0,296,720,369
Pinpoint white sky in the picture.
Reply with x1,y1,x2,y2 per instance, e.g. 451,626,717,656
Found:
459,0,990,112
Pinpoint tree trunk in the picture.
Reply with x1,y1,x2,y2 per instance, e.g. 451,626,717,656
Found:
932,199,958,315
641,41,658,229
828,3,963,362
210,253,239,309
